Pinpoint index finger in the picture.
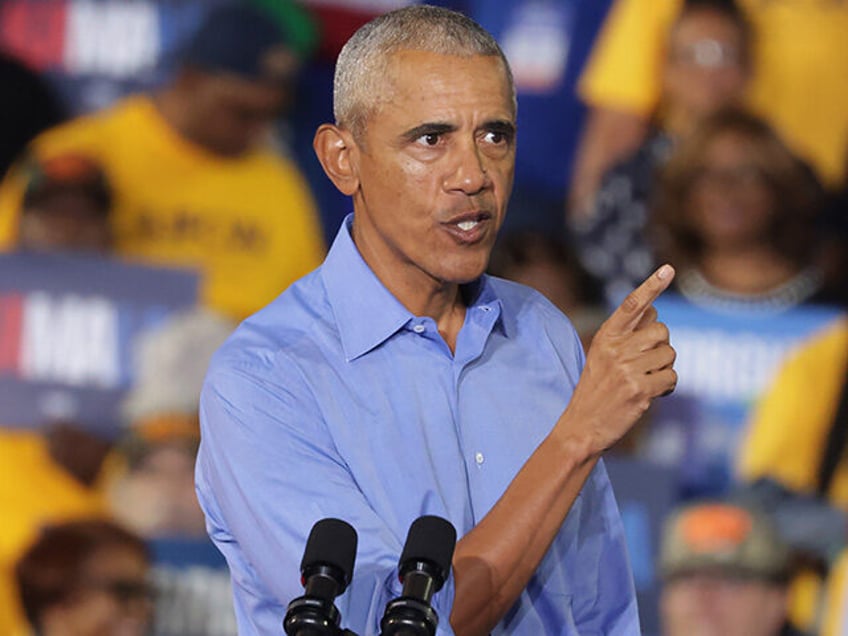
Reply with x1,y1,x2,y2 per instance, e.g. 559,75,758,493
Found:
604,264,675,334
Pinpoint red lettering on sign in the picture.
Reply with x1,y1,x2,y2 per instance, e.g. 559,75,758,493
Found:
0,1,68,70
0,293,22,374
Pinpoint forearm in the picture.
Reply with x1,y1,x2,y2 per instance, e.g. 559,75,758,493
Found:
568,107,648,220
450,422,599,636
450,265,678,635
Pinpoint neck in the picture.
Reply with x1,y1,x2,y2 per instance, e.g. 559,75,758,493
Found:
392,276,468,354
350,223,468,353
697,245,799,294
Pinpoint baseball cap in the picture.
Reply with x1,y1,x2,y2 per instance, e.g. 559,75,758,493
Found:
659,502,791,583
180,4,299,84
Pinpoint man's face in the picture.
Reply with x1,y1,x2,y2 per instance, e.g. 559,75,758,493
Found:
190,73,288,156
19,192,111,253
661,573,788,636
349,50,516,295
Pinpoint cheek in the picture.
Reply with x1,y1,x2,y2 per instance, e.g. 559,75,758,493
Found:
65,594,121,635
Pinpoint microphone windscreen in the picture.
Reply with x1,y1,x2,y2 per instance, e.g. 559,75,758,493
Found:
400,515,457,584
301,518,358,588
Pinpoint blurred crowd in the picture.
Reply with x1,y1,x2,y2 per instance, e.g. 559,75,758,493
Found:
0,0,845,634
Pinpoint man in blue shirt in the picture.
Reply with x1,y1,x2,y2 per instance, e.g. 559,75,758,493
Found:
196,6,677,635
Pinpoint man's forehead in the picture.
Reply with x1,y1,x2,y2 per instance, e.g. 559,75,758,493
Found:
378,49,515,115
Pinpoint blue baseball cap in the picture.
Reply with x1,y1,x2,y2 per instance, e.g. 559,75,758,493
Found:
181,4,298,83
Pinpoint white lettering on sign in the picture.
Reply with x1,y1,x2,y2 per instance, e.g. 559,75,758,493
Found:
64,1,160,77
153,566,237,636
19,292,120,388
672,328,793,402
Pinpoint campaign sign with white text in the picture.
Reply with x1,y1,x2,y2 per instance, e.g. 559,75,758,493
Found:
0,251,198,436
641,293,845,499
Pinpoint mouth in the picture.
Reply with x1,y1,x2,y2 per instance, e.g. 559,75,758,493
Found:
442,211,493,243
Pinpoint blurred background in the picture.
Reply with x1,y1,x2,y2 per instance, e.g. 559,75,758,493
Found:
0,0,845,634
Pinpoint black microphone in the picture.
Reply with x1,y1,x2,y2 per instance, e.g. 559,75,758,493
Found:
284,518,358,636
380,515,458,636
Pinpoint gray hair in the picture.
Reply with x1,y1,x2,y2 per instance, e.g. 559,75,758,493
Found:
333,5,515,138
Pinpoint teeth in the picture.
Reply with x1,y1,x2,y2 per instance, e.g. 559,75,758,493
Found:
457,220,478,231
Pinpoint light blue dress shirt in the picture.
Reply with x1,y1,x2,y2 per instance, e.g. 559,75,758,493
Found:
196,215,639,635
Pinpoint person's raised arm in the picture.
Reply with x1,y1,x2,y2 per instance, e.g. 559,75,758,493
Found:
450,264,677,636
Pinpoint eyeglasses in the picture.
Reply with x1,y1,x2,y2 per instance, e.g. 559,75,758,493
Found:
692,165,766,189
80,578,156,604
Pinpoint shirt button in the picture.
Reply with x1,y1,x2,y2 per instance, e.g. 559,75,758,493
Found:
412,324,425,334
475,452,484,465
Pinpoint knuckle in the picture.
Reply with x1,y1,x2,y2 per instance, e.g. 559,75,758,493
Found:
620,292,641,315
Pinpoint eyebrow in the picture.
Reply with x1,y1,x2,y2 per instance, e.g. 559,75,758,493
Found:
399,119,517,143
400,122,456,143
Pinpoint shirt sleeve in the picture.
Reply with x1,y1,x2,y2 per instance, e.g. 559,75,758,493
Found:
577,0,680,115
195,355,457,636
571,459,641,634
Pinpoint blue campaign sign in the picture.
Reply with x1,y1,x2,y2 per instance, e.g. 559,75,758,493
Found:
641,292,846,499
0,251,198,436
0,0,231,114
149,537,236,636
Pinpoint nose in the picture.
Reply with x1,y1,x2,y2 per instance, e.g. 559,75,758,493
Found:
443,138,491,195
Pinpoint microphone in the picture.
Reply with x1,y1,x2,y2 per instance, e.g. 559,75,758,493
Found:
284,518,358,636
380,515,457,636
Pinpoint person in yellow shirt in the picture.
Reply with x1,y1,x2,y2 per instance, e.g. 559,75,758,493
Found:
0,4,326,321
571,0,848,216
0,425,114,635
736,317,848,633
738,318,848,504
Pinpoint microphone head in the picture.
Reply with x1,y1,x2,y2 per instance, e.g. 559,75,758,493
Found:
301,518,358,592
399,515,457,589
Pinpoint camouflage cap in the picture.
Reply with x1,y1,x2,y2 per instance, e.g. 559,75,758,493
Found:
659,502,791,583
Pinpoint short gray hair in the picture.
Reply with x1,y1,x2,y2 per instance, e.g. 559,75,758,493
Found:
333,5,515,138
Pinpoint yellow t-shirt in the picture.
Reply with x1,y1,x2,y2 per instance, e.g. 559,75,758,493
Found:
0,430,109,635
579,0,848,186
737,318,848,504
0,95,327,321
823,549,848,636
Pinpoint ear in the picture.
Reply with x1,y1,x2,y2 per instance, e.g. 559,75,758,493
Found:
313,124,360,196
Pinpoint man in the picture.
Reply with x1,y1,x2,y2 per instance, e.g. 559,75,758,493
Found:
659,501,802,636
196,6,676,635
16,153,112,253
0,4,325,321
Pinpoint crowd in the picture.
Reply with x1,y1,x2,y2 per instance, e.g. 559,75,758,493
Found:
0,0,845,634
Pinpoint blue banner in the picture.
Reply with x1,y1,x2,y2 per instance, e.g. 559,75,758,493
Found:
149,537,236,636
642,293,846,498
0,251,198,436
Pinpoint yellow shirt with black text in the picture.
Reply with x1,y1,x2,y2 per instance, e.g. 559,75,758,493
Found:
0,95,326,320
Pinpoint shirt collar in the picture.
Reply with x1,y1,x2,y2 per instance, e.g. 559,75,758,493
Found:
321,214,508,361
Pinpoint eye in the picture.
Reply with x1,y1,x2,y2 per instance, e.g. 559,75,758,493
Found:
483,131,506,144
416,133,442,147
